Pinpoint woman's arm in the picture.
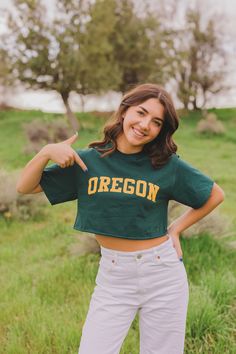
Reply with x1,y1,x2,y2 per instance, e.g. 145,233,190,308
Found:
16,133,88,194
168,182,225,234
16,147,50,194
168,182,225,258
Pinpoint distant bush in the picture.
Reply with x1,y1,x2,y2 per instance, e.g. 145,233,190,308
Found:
68,233,101,256
197,112,225,135
23,118,74,154
0,169,47,222
0,103,16,111
89,111,113,120
79,120,97,132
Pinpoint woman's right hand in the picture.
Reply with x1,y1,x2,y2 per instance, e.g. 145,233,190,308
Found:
42,132,88,172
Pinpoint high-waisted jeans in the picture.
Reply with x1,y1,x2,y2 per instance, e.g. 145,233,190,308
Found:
78,235,189,354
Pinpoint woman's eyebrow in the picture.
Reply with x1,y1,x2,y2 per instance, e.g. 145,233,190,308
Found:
138,106,164,121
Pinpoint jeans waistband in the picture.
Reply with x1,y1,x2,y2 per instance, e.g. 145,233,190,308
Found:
100,235,173,260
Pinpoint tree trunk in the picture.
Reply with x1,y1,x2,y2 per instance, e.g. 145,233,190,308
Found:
201,91,208,110
61,92,80,132
182,95,189,110
192,98,198,110
79,94,85,112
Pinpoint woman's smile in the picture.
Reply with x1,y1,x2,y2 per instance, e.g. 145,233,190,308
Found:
132,126,147,138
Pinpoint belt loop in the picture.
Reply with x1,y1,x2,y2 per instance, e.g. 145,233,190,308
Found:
152,246,157,260
114,251,118,264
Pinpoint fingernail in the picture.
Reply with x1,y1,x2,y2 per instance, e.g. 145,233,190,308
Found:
179,257,183,262
83,168,88,173
75,131,78,136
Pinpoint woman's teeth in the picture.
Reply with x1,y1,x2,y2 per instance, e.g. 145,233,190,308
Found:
132,127,145,137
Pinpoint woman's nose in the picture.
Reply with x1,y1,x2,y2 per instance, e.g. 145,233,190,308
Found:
139,119,150,130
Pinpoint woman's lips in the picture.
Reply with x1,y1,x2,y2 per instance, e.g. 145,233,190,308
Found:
132,127,146,138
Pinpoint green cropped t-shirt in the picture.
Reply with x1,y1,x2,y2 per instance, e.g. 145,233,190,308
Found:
39,143,214,240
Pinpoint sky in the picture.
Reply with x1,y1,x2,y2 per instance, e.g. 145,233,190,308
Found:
0,0,236,112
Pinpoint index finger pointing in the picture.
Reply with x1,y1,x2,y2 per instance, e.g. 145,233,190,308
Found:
73,152,88,172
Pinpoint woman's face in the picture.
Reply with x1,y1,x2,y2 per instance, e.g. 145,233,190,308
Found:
117,98,165,154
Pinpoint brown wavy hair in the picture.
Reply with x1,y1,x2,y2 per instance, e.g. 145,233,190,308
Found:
88,83,179,168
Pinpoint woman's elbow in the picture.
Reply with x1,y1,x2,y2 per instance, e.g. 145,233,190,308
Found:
211,182,225,205
16,185,26,194
16,181,28,194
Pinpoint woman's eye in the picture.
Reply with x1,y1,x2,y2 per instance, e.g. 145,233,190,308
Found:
137,111,144,115
155,121,161,126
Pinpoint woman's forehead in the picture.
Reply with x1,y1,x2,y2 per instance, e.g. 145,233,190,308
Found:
132,98,165,116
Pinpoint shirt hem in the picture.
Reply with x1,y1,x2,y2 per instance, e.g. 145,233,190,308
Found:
72,226,168,240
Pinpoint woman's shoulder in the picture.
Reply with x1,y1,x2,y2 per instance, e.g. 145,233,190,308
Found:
166,153,194,173
74,146,96,158
169,153,207,177
169,152,180,161
169,152,193,165
165,152,180,166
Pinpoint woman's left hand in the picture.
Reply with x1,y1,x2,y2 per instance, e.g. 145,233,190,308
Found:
168,231,183,261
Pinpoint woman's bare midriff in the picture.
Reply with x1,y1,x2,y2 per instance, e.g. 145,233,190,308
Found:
95,233,169,252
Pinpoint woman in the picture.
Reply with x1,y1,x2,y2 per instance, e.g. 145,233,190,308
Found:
16,83,225,354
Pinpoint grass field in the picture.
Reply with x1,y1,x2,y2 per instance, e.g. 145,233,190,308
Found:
0,108,235,353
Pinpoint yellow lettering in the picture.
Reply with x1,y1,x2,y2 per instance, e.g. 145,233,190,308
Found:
97,176,111,192
147,182,159,202
87,176,160,202
110,177,123,192
136,180,147,198
88,177,98,195
123,178,135,194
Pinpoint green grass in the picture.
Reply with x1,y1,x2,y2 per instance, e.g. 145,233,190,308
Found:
0,108,236,353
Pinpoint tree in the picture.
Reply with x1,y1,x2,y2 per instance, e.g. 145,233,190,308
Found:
6,0,121,130
169,7,228,110
0,48,14,106
6,0,92,130
111,0,167,93
6,0,175,122
78,0,168,95
77,0,122,99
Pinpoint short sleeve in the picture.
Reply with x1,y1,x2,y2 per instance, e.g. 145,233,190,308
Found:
39,163,77,205
170,157,214,208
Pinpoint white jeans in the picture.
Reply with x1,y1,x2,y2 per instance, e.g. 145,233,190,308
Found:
78,235,189,354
